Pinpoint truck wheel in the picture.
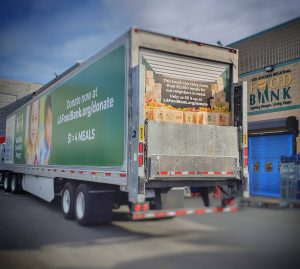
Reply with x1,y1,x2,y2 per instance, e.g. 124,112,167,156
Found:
11,174,19,194
75,184,113,226
75,184,92,226
62,182,76,219
3,174,11,192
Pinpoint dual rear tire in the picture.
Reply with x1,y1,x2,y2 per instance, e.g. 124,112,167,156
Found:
61,183,113,226
62,182,76,219
3,173,22,194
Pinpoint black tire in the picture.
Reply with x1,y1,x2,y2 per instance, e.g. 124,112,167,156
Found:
75,184,113,226
0,172,3,186
3,174,11,193
61,182,77,219
18,174,24,192
10,174,19,194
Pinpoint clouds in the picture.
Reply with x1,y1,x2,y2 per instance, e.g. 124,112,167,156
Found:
0,0,299,83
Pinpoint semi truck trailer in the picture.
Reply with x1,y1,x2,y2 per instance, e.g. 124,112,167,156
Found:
0,28,248,225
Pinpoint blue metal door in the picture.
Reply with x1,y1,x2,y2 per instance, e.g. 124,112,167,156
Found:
249,134,293,198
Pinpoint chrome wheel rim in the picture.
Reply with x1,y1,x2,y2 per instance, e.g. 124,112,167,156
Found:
76,192,85,219
11,177,16,192
4,177,8,190
62,189,71,214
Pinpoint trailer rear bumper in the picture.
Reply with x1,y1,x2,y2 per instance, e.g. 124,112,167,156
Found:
146,178,241,189
131,203,239,220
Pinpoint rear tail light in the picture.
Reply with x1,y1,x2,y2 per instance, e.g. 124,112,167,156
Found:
134,204,142,212
244,147,248,167
142,203,149,211
139,142,143,153
138,155,143,166
133,203,149,212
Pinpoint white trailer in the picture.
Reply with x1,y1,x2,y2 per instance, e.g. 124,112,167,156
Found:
0,28,248,225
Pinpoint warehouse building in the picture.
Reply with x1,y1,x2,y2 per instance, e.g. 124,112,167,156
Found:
0,79,43,138
0,63,81,137
0,79,42,109
229,17,300,198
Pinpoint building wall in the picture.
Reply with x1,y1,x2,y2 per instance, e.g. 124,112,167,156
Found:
229,18,300,74
230,18,300,153
0,79,42,109
242,60,300,118
0,79,43,136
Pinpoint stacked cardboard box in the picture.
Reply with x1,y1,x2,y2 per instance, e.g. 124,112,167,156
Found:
210,87,229,113
144,74,231,126
145,70,162,103
183,112,195,124
195,112,220,125
211,77,225,97
146,107,230,126
219,112,231,126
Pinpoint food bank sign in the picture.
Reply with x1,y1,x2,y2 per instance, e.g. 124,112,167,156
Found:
247,67,298,114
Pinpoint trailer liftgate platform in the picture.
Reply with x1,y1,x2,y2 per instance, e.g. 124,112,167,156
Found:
1,28,248,225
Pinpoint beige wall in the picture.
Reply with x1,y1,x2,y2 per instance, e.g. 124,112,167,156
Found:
0,79,42,109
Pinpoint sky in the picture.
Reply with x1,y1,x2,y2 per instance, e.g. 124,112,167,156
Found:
0,0,299,84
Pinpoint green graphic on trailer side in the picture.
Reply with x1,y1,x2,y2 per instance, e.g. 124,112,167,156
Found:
51,45,126,167
14,107,26,164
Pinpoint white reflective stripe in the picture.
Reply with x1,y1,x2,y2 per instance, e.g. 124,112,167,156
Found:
132,206,238,220
205,208,214,213
160,171,234,175
186,209,195,215
166,211,176,217
223,207,233,212
145,213,156,218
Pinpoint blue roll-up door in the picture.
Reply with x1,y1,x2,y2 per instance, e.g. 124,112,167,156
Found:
249,134,293,198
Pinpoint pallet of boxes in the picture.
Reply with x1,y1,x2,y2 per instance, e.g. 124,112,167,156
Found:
144,72,231,127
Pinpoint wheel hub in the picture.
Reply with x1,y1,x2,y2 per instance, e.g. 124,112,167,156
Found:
76,192,85,219
11,177,16,192
62,189,71,213
4,177,8,190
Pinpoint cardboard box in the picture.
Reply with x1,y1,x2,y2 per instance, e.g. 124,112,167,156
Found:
146,70,154,79
145,78,155,87
155,83,162,92
164,109,174,122
196,112,219,125
214,91,226,102
172,110,184,123
153,96,162,103
145,108,154,120
206,112,219,125
211,83,224,93
152,87,161,98
219,112,231,126
184,112,195,124
195,112,204,124
153,109,165,122
145,85,154,99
